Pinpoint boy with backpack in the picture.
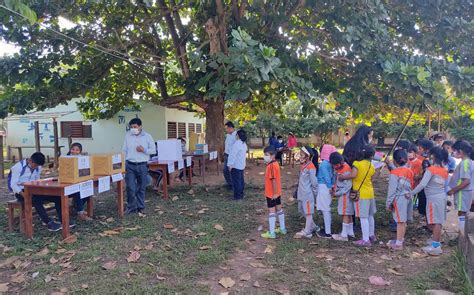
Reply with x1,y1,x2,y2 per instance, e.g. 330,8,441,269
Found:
8,152,63,231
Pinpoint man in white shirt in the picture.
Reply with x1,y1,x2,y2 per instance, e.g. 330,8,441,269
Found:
224,121,237,190
122,118,156,215
9,152,63,231
227,129,248,200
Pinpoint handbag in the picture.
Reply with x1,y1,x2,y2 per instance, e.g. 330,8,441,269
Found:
349,162,372,202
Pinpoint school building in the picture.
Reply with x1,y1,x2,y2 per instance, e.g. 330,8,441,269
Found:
4,98,205,159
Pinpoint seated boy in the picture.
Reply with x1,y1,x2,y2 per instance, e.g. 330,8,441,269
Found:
9,152,63,231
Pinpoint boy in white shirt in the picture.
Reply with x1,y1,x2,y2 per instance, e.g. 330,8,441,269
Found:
227,130,248,200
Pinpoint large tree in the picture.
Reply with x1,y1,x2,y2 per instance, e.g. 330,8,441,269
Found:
0,0,472,154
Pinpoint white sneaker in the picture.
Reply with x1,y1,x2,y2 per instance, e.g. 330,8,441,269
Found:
422,245,443,256
332,234,349,241
294,230,313,239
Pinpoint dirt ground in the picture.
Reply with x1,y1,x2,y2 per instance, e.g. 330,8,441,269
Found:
0,159,464,294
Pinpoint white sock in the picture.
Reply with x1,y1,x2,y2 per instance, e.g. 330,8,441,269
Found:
269,213,277,233
459,216,466,233
395,240,403,246
348,223,354,237
368,215,375,237
322,211,332,235
277,209,286,231
360,218,370,242
341,223,349,238
304,215,314,233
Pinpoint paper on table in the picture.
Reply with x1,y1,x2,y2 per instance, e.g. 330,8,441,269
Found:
77,156,90,169
178,159,184,170
98,176,111,193
64,183,80,196
112,154,122,164
80,180,94,199
167,162,175,173
186,156,192,167
111,173,123,182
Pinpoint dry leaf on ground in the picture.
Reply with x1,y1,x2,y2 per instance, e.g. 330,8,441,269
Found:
218,277,235,289
49,257,58,264
330,282,348,295
199,246,211,250
106,217,115,223
127,251,141,263
102,261,117,270
145,243,154,250
249,262,266,268
380,254,392,261
10,272,26,284
60,234,77,244
387,268,404,276
125,226,141,231
37,247,49,256
172,196,179,201
214,224,224,231
369,276,391,286
81,284,89,289
99,230,121,237
299,266,308,273
264,245,275,254
156,274,166,280
240,273,251,281
163,224,174,229
0,283,9,292
253,281,261,288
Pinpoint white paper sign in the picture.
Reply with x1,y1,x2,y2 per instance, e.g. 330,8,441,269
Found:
203,145,209,153
98,176,111,193
112,173,124,182
80,180,94,199
167,162,175,173
178,159,184,170
64,183,80,196
78,156,90,169
112,154,122,164
186,156,192,167
156,139,183,161
214,151,218,159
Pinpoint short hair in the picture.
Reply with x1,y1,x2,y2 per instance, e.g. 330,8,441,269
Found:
442,140,453,147
177,137,186,143
277,135,283,139
30,152,46,166
433,133,445,140
129,118,142,126
264,146,276,155
396,140,411,151
70,142,83,152
393,149,408,166
361,144,375,160
329,152,344,165
225,121,235,128
429,146,449,165
452,140,472,155
408,143,418,153
417,139,434,151
237,129,247,142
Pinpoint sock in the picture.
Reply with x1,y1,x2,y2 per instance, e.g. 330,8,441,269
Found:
395,240,403,246
341,223,349,238
360,218,370,242
348,223,354,236
322,211,332,235
304,215,314,234
277,209,286,231
459,216,466,232
368,215,375,237
431,241,441,248
269,213,277,234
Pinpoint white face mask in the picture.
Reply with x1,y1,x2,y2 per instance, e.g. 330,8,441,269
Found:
130,128,140,135
263,155,272,163
278,140,283,143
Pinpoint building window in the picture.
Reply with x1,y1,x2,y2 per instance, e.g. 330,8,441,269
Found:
60,121,92,138
196,123,202,133
178,122,186,138
188,123,195,135
167,122,177,139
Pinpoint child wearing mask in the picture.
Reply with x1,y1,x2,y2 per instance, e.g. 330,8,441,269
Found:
411,147,449,255
295,146,319,238
386,149,414,250
261,146,286,239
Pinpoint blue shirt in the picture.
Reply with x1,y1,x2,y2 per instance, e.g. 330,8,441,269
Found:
122,130,156,163
317,160,335,187
274,141,285,150
227,140,247,170
447,156,456,173
224,130,237,155
10,160,42,194
269,136,277,147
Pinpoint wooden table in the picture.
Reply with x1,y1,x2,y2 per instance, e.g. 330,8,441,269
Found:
22,176,124,239
282,149,295,168
148,159,192,199
184,152,219,183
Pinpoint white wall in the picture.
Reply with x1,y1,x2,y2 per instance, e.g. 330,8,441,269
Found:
6,99,204,158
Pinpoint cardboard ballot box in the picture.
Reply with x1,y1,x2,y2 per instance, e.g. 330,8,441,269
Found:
194,144,209,155
92,153,125,175
189,132,205,151
59,156,94,183
156,139,183,161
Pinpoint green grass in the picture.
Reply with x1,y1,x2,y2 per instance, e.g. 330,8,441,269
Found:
0,185,260,293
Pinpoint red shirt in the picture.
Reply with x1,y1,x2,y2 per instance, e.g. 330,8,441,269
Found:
265,161,281,198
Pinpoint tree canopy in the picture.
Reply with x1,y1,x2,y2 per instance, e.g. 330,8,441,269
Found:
0,0,472,151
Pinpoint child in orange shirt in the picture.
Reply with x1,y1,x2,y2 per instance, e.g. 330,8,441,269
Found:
261,146,287,239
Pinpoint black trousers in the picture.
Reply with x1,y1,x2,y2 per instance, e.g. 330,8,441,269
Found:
16,193,61,224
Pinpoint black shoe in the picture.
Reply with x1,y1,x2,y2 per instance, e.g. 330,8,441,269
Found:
124,208,137,215
137,208,146,214
47,221,62,232
316,229,332,239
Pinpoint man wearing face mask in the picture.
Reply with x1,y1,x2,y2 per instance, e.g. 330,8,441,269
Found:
224,121,237,190
123,118,156,215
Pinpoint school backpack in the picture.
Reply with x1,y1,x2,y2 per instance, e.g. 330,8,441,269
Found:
7,160,36,192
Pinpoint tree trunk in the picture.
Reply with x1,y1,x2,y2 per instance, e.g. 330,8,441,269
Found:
204,97,225,159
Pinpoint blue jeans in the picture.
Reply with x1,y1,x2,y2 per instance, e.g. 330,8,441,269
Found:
125,161,148,211
231,168,245,199
223,154,233,188
16,193,61,224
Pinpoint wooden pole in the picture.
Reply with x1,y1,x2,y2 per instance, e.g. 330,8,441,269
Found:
53,118,59,168
387,104,418,159
0,135,4,179
428,113,432,137
68,136,72,149
34,121,41,152
437,109,441,132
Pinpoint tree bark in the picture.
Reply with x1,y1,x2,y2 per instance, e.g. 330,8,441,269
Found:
204,97,225,159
